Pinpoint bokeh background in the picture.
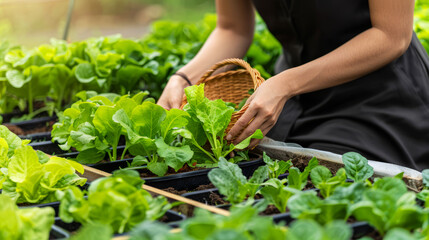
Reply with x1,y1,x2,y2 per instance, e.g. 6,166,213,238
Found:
0,0,215,47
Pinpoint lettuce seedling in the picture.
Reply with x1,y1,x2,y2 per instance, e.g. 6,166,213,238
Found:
285,219,352,240
417,169,429,207
288,191,350,224
0,194,55,240
182,84,263,164
56,170,173,234
259,178,297,213
52,91,149,163
262,152,292,179
208,158,268,204
113,101,193,176
287,157,319,190
310,166,348,198
350,177,425,235
342,152,374,182
0,126,86,204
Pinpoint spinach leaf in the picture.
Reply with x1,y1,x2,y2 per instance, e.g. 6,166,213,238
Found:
262,152,292,179
287,157,319,190
288,191,349,224
342,152,374,182
350,179,424,235
310,166,348,198
208,158,268,204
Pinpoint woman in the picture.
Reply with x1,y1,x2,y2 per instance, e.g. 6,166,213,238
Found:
157,0,429,171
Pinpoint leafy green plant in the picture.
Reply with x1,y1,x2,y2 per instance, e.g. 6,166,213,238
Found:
262,152,292,179
285,219,352,240
51,91,150,164
259,178,297,213
181,84,263,164
130,205,287,240
287,157,319,190
287,191,349,224
0,194,55,240
350,176,425,235
113,100,193,176
342,152,374,182
208,158,268,204
0,125,86,204
56,169,173,234
310,166,348,198
417,169,429,207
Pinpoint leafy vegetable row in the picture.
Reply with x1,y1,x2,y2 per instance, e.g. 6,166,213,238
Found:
0,15,280,122
208,152,429,238
52,85,262,176
0,125,86,204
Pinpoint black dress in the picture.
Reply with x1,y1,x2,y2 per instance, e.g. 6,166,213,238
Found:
252,0,429,171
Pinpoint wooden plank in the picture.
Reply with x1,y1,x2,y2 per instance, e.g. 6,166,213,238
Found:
81,166,230,216
143,185,230,216
81,165,111,181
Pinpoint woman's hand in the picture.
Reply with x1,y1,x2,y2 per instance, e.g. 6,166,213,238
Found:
157,76,190,110
226,75,292,149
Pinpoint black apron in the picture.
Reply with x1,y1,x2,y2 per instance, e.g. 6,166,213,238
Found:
252,0,429,171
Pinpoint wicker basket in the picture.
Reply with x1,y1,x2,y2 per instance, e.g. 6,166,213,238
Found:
180,58,265,132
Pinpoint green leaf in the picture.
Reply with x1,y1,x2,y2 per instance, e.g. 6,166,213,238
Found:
234,129,264,150
155,138,193,172
76,148,106,164
342,152,374,182
75,62,97,83
310,166,332,186
8,145,41,183
422,169,429,188
131,102,166,138
6,69,31,88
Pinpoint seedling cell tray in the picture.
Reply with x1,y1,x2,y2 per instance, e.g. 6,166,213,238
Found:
53,210,185,235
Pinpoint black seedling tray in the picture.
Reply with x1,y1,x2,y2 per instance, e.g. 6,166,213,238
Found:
21,132,52,141
50,225,70,239
17,183,90,217
143,158,264,191
29,141,67,155
53,210,185,235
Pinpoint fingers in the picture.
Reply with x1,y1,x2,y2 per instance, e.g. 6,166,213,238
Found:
232,113,266,144
247,121,274,149
226,103,258,141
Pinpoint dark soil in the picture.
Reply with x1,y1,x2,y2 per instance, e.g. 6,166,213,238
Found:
209,192,227,205
162,183,215,196
4,120,55,136
140,164,205,178
261,205,281,215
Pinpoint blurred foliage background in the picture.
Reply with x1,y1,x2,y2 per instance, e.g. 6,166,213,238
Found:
0,0,215,47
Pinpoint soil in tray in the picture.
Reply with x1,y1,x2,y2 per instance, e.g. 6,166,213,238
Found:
140,164,206,178
162,183,216,196
4,121,55,136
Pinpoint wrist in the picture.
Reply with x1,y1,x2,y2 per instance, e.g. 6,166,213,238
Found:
169,75,190,89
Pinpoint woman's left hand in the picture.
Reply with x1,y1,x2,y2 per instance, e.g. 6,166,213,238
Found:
226,75,292,149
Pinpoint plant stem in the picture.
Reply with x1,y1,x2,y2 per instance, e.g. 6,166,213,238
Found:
120,146,128,160
28,81,33,114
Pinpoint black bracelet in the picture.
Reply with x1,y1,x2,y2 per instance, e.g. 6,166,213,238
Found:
172,72,192,86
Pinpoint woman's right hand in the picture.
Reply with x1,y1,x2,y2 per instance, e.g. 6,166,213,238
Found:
157,75,190,110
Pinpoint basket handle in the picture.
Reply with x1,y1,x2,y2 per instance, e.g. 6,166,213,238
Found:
197,58,263,87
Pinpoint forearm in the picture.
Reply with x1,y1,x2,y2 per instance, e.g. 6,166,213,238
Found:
281,28,411,98
178,27,254,84
278,0,414,98
177,0,255,84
